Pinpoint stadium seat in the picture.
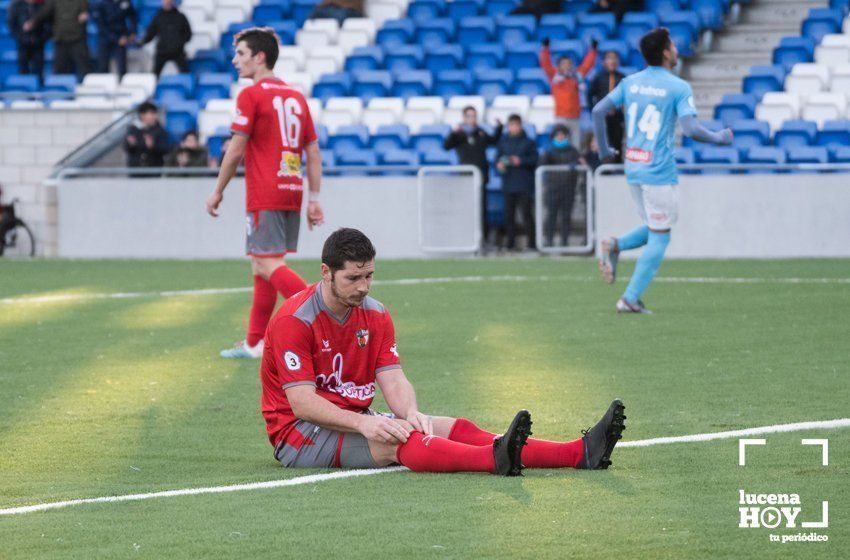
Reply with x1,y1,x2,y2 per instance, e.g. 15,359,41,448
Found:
79,73,119,93
360,107,398,132
342,18,378,42
325,97,364,120
537,14,576,42
730,120,770,151
415,19,457,48
424,44,465,72
421,149,458,165
189,49,228,74
513,68,549,97
198,111,232,143
682,119,724,147
351,70,394,103
696,146,740,174
829,64,850,93
376,19,415,47
647,0,684,17
619,13,658,49
458,17,497,45
385,45,425,72
815,34,850,66
337,29,371,54
744,146,787,173
402,107,440,133
311,73,351,103
742,65,786,100
713,94,757,126
196,73,232,107
774,120,818,149
345,46,384,71
368,97,406,120
408,0,444,22
120,73,157,97
496,15,536,45
786,145,829,170
660,11,701,56
336,149,378,172
801,8,843,43
411,123,451,154
830,145,850,163
550,39,587,64
576,13,616,42
380,149,421,172
42,74,77,93
773,37,815,70
434,70,474,99
802,93,848,127
155,74,195,103
328,124,369,152
784,63,830,96
165,101,201,143
674,146,695,165
474,69,513,103
369,124,411,153
447,95,486,117
815,119,850,148
504,43,540,71
597,40,630,63
392,70,434,99
368,2,404,28
691,0,724,30
755,92,801,132
467,43,505,70
407,96,445,119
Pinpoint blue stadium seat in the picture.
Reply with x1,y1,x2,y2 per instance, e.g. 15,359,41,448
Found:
513,67,549,97
312,73,352,103
830,145,850,163
622,11,660,27
165,101,200,143
562,0,594,14
730,120,770,150
435,69,473,98
206,126,231,160
786,146,829,170
467,43,505,70
392,70,434,98
3,74,38,92
42,91,75,105
253,5,287,24
408,0,444,22
221,22,256,55
458,17,496,45
421,149,458,165
713,94,757,126
370,124,411,153
446,0,482,20
682,119,723,147
801,8,843,43
412,124,451,154
345,46,384,72
329,124,370,152
597,39,629,63
321,150,336,171
1,51,17,78
537,14,576,42
496,15,536,45
742,65,785,100
377,19,415,47
550,39,586,64
485,0,518,18
380,149,421,173
189,49,228,74
268,21,298,45
505,42,539,70
43,74,77,92
815,120,850,148
415,19,457,47
474,68,513,103
336,149,378,172
774,120,818,149
385,45,425,72
316,125,329,149
674,146,696,173
744,146,786,173
691,0,724,30
660,11,701,56
196,73,231,106
619,14,658,49
647,0,684,16
577,13,617,37
773,37,815,70
696,146,740,173
351,70,393,103
425,44,465,72
292,0,320,26
155,74,195,103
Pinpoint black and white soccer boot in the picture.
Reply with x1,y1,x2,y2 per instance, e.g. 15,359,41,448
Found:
598,238,619,284
493,410,532,476
616,298,652,314
579,399,626,470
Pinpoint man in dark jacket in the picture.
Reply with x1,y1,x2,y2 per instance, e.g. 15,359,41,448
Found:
443,106,502,246
25,0,89,78
7,0,51,80
93,0,137,76
540,125,582,248
124,102,170,169
139,0,191,76
496,114,538,251
587,50,625,163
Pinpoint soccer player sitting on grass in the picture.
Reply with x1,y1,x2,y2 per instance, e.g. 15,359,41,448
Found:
261,228,627,475
206,27,325,358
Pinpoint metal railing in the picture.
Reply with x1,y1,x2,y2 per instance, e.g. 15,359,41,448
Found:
534,164,594,255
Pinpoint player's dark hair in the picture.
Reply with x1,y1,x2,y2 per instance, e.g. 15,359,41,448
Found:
462,106,476,115
234,27,280,69
322,228,377,273
640,27,672,67
137,101,158,115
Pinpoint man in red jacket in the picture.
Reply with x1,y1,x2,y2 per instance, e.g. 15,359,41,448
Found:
539,38,598,146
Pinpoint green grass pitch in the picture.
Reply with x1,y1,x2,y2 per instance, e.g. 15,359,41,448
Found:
0,258,848,559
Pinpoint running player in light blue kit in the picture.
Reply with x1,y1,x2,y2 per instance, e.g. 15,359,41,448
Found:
591,28,733,314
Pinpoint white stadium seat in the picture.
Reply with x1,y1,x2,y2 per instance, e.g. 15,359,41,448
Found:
406,96,445,119
342,18,377,42
306,46,346,69
531,95,555,109
484,107,515,126
526,107,555,132
447,95,486,117
802,93,848,127
277,46,307,70
10,100,45,109
307,98,323,122
815,44,850,67
303,58,338,83
755,92,801,132
821,34,850,48
215,7,248,32
285,72,314,95
336,30,370,55
182,0,214,18
361,108,398,132
829,64,850,93
76,96,117,109
80,73,118,93
120,73,156,96
442,107,463,126
492,95,531,115
402,108,438,133
303,18,341,37
296,29,334,48
325,97,364,120
368,97,406,119
205,99,237,114
321,109,357,133
367,3,404,27
784,64,829,97
182,7,208,28
198,111,233,143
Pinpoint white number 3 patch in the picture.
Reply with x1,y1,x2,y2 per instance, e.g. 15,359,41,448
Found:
283,351,301,371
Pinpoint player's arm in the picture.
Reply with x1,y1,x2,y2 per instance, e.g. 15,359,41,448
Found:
591,96,618,160
205,133,247,217
304,141,325,230
286,385,411,444
376,369,433,436
680,116,733,145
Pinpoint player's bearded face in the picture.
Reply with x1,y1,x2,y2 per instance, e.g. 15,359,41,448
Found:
330,261,375,308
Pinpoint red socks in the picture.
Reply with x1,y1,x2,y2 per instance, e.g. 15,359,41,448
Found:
448,418,585,469
247,275,277,347
395,432,495,473
269,266,307,298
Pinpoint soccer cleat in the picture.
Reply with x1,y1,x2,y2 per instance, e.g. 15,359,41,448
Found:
493,410,532,476
598,238,619,284
579,399,626,469
616,298,652,314
220,339,264,359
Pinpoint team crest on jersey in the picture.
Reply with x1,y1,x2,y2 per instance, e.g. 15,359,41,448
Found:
277,152,302,178
356,329,369,348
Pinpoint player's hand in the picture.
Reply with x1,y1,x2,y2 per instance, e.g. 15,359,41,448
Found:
307,201,324,230
405,411,434,436
206,191,223,217
718,128,734,145
359,414,410,444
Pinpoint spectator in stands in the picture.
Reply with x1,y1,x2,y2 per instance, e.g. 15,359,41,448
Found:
92,0,137,77
7,0,51,81
165,131,209,169
540,125,581,248
510,0,562,20
139,0,192,77
25,0,90,79
443,107,503,248
539,38,598,147
496,114,538,252
587,50,625,163
580,131,601,171
124,101,170,169
308,0,364,25
590,0,644,23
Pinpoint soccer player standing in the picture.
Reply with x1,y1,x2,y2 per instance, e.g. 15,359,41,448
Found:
207,28,325,357
592,28,733,313
262,228,626,475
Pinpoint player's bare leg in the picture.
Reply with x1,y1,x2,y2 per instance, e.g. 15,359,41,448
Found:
599,237,619,284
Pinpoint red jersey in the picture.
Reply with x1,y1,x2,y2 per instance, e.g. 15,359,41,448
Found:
260,283,401,447
230,77,318,212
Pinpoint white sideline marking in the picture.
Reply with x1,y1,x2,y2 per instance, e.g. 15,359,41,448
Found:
1,418,848,516
2,274,849,305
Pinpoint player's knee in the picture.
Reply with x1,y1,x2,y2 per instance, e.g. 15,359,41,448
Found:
367,439,401,467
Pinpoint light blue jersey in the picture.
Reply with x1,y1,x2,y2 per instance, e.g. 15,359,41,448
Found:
606,66,697,186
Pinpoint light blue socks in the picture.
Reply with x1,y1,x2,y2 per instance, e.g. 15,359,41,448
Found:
623,231,671,303
616,225,649,251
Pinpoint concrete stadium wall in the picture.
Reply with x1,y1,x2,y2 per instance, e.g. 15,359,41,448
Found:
595,172,850,258
0,109,120,256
